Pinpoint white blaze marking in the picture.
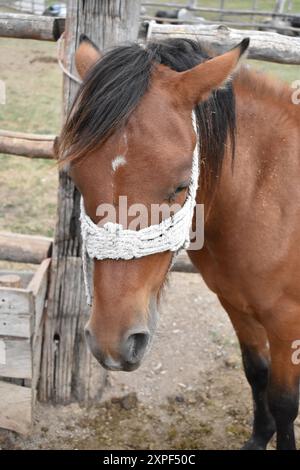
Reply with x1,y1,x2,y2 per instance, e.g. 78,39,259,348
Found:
112,155,127,172
0,340,6,365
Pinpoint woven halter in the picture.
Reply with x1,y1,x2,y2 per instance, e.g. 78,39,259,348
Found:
80,113,199,305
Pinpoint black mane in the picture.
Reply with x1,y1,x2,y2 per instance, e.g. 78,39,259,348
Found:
60,38,236,184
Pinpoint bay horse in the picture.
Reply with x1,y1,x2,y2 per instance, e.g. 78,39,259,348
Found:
59,35,300,450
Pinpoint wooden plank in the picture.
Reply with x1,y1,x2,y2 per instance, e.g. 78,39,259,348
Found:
0,130,56,141
141,2,298,19
0,274,21,288
0,287,33,315
0,231,53,264
0,262,49,339
41,257,107,403
0,338,32,379
142,16,300,33
274,0,287,14
28,258,50,299
7,0,45,15
148,23,300,64
28,259,50,393
0,380,32,435
0,13,65,41
0,270,33,287
0,134,55,159
0,312,31,338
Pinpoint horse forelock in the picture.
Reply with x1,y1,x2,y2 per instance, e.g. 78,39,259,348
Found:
59,37,237,188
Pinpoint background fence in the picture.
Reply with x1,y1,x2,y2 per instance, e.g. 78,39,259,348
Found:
141,0,300,34
0,0,300,35
0,0,46,15
1,1,299,35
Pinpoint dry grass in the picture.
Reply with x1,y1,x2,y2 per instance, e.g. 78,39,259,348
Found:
0,38,61,237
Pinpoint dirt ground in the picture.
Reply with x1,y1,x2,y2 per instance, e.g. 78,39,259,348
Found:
1,272,299,450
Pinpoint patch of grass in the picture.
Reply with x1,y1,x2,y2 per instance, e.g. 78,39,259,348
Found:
0,154,57,236
249,60,300,84
226,423,249,440
145,0,300,22
0,38,61,237
0,39,62,134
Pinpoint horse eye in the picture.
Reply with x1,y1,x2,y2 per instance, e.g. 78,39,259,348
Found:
174,185,188,194
168,184,188,203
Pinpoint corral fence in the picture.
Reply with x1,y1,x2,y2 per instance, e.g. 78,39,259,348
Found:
141,0,300,35
0,0,300,435
0,0,46,15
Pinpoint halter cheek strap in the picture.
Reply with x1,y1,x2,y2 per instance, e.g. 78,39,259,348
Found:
80,113,199,306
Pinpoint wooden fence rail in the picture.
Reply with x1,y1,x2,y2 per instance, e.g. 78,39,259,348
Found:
0,232,52,264
0,13,64,41
148,23,300,64
142,16,300,33
141,2,300,19
1,13,300,64
0,259,50,435
0,130,55,159
0,231,195,272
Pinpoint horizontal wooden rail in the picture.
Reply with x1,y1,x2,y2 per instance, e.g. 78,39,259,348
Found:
142,2,300,19
0,11,299,50
148,23,300,64
0,230,196,272
0,232,53,264
142,16,300,33
0,130,55,141
0,13,65,41
0,130,55,159
0,13,299,64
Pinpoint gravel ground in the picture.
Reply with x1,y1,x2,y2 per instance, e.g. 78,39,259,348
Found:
0,273,299,450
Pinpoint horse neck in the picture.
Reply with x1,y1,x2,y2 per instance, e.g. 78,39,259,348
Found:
198,66,300,225
234,66,300,124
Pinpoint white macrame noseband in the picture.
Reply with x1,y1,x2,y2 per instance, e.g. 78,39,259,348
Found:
80,113,199,305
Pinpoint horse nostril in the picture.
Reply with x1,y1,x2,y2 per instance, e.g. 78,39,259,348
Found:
123,331,150,364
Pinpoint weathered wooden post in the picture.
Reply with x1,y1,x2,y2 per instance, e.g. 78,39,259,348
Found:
40,0,141,404
274,0,287,14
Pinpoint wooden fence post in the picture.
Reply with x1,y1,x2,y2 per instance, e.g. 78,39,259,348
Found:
39,0,141,404
274,0,287,14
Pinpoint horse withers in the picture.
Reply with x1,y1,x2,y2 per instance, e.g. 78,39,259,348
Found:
59,35,300,450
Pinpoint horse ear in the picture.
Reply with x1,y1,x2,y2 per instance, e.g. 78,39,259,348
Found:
75,34,102,80
173,38,250,107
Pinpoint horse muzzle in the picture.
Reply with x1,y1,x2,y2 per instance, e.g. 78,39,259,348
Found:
84,326,151,372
